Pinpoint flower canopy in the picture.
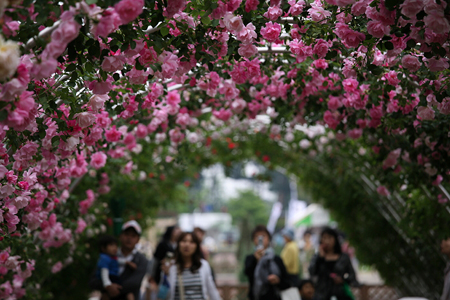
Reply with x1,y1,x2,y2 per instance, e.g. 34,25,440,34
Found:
1,0,450,297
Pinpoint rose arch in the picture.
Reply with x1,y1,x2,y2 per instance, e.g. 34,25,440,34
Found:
0,0,450,298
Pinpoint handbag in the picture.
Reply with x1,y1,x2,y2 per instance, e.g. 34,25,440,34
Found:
157,274,170,299
343,283,355,300
280,287,301,300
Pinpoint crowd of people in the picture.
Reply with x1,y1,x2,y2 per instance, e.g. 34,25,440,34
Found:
88,221,450,300
245,225,358,300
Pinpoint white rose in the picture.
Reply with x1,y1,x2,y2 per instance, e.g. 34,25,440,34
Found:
66,136,80,152
0,36,20,81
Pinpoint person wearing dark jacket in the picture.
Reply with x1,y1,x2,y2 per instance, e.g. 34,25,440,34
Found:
244,225,291,300
89,221,148,300
308,227,358,300
151,225,181,284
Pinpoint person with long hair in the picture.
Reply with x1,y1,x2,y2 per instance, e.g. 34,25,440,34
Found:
161,232,220,300
308,227,358,300
244,225,291,300
152,225,181,284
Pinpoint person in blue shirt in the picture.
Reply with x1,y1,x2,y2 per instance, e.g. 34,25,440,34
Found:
96,235,136,300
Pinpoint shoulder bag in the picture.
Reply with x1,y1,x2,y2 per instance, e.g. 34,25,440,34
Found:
178,271,186,300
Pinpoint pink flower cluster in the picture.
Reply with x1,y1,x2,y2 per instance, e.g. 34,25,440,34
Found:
260,22,281,43
0,250,34,299
38,213,72,248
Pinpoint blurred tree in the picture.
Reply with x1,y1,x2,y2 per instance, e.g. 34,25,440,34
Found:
227,190,270,282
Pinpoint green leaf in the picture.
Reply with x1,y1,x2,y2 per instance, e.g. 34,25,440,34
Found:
66,64,77,72
384,41,394,50
86,0,97,4
85,62,94,73
160,26,170,37
201,16,211,25
51,136,60,147
406,39,416,49
0,110,7,121
325,50,337,59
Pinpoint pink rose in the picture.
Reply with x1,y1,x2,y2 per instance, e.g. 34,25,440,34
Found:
75,219,87,234
169,128,185,143
166,0,187,18
139,46,158,66
31,58,58,80
166,91,181,106
351,0,370,15
245,0,259,12
313,59,328,69
236,23,257,44
342,78,359,93
377,186,390,196
238,43,258,58
260,22,281,43
323,110,340,129
432,175,443,186
370,104,384,119
439,98,450,115
288,0,305,16
101,56,124,72
335,0,356,6
231,99,247,113
263,6,283,21
158,51,179,79
223,13,244,32
367,20,390,38
308,4,332,21
383,148,401,169
90,152,107,169
51,18,80,45
1,78,27,101
213,108,232,121
105,126,122,142
88,94,108,112
313,39,329,58
424,12,450,34
400,0,424,18
18,181,29,190
136,124,148,139
128,68,148,85
88,78,113,94
425,57,449,72
289,39,312,62
327,96,342,110
417,106,435,120
348,128,362,139
401,55,421,72
74,112,96,128
385,70,401,86
334,23,365,48
51,262,63,274
114,0,144,24
94,8,122,38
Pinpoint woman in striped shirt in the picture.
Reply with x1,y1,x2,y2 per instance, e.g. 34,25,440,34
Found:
161,232,221,300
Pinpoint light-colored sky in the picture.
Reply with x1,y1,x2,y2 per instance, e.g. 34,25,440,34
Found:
201,163,278,202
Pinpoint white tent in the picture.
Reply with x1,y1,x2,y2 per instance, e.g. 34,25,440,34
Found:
293,204,331,228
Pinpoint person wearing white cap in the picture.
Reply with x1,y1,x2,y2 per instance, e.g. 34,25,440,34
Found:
281,228,301,287
90,220,148,300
